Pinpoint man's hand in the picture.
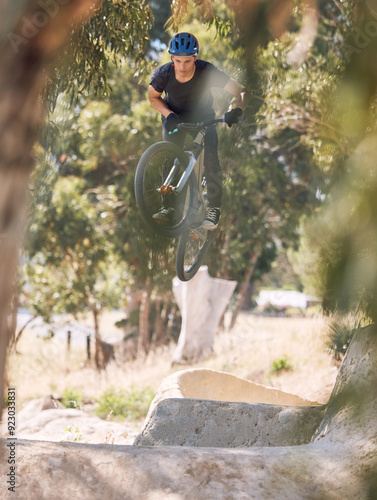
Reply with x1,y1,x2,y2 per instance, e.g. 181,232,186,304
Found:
166,113,181,133
224,107,243,127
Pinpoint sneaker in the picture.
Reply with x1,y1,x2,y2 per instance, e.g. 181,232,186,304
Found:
153,207,176,225
203,207,220,230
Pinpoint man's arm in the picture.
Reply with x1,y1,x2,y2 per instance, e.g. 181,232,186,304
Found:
223,78,249,110
148,85,172,118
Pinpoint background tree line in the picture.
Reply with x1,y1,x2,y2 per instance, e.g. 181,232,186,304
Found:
21,0,374,356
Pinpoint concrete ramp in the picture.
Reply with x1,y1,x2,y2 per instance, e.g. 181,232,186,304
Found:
134,368,323,448
145,367,319,405
3,325,377,499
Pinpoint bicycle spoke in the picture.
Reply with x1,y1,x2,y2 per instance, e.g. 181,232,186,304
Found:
176,227,214,281
134,142,196,237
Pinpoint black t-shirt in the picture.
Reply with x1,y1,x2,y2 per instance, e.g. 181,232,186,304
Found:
150,59,230,121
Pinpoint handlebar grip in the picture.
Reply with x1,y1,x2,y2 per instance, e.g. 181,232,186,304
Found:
222,115,244,124
168,124,182,135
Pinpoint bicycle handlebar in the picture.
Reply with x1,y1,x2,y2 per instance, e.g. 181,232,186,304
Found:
169,115,243,135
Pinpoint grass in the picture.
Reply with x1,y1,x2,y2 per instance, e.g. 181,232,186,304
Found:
62,426,83,443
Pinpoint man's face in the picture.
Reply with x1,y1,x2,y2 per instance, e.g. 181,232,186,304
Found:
171,56,197,77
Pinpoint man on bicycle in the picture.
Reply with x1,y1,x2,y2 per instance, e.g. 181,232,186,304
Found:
148,32,247,230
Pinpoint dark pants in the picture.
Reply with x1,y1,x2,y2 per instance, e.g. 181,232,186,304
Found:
161,118,222,208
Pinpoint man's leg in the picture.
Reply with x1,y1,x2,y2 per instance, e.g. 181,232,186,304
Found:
153,117,187,224
203,126,222,229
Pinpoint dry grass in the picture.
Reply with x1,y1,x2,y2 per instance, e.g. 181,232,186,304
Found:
7,311,337,410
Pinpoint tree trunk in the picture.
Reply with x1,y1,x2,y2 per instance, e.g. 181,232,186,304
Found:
229,246,261,330
67,331,71,352
93,307,102,369
172,269,237,364
151,293,162,346
0,0,101,418
158,295,171,346
13,316,35,354
166,305,177,342
86,335,91,361
93,307,114,370
138,289,151,355
152,293,171,348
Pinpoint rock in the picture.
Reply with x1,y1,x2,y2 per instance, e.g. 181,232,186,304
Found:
9,397,134,445
134,398,326,447
18,395,65,416
134,368,322,448
312,324,377,445
2,438,374,499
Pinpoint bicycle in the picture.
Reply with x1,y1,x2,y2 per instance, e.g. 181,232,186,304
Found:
134,116,241,281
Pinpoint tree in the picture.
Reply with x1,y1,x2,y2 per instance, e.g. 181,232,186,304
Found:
0,0,151,414
0,0,96,416
173,8,324,322
45,0,153,107
24,173,125,363
167,1,377,329
27,54,179,357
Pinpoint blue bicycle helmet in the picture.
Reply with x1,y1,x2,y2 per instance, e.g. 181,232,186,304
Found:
168,32,199,56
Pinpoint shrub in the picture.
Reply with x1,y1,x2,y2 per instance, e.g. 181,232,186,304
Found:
284,307,304,317
325,317,361,362
95,386,154,421
61,388,83,409
270,356,294,374
258,302,283,316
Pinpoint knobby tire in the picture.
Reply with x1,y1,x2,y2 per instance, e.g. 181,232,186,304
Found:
176,228,214,281
134,141,196,238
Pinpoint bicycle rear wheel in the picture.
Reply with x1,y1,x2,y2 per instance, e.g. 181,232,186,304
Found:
134,141,196,238
176,226,214,281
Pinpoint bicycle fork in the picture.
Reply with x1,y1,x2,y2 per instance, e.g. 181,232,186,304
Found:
159,151,198,195
159,128,205,195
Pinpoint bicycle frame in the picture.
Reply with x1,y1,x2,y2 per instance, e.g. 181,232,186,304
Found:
188,148,207,242
135,115,242,240
160,119,224,196
135,114,243,278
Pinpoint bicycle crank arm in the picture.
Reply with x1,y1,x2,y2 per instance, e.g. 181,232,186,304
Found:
189,226,208,242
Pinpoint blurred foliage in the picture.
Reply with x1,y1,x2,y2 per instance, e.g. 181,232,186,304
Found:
25,0,377,335
317,136,377,322
258,247,302,291
45,0,153,108
24,173,124,321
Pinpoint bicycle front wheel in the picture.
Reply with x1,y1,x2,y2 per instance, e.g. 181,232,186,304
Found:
134,141,196,238
176,227,214,281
